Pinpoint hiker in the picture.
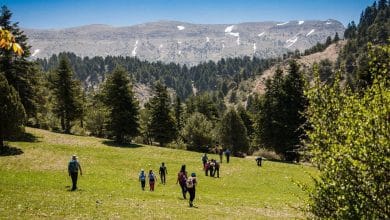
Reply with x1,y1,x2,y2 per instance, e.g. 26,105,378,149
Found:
148,170,157,191
256,156,262,166
159,162,168,184
186,172,197,207
225,149,231,163
68,155,82,191
209,159,215,177
139,169,146,190
204,160,210,176
213,159,220,178
201,153,208,169
176,165,188,199
218,147,223,163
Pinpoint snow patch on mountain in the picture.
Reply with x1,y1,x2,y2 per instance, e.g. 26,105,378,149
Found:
306,29,315,36
277,21,289,26
206,37,210,42
227,32,239,37
326,21,332,25
286,36,298,48
258,32,265,37
253,43,256,52
177,25,185,30
225,25,234,33
298,20,304,25
236,36,240,45
131,40,138,56
31,49,40,57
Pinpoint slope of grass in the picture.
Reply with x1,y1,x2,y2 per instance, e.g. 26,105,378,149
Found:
0,128,317,219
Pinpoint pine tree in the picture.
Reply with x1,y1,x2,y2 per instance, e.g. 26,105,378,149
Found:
101,67,139,143
0,6,39,118
173,95,183,132
255,61,306,155
148,82,177,146
219,108,249,154
0,73,26,148
51,56,83,134
181,112,213,151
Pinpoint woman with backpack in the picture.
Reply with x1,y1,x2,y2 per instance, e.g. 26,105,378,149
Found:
176,165,188,199
148,170,157,191
186,173,197,207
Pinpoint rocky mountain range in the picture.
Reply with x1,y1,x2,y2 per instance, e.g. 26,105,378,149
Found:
24,20,345,65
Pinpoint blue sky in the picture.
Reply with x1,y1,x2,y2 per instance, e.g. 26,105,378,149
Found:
1,0,375,29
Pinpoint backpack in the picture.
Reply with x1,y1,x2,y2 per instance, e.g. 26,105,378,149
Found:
179,172,187,184
186,177,194,188
149,173,155,181
68,160,78,173
139,173,146,181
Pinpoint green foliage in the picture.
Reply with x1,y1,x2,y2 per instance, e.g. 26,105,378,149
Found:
305,44,390,219
0,73,26,147
181,112,214,152
218,108,249,154
50,56,83,134
255,61,307,155
101,67,139,143
37,53,277,100
85,95,108,137
148,82,177,146
339,2,390,89
0,6,40,119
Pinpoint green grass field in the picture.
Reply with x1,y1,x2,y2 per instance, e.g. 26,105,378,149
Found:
0,128,317,219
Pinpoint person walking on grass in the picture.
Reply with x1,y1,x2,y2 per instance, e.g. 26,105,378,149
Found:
176,165,188,199
159,162,167,184
148,170,157,191
68,155,82,191
225,149,231,163
139,169,146,190
201,153,208,169
186,172,197,207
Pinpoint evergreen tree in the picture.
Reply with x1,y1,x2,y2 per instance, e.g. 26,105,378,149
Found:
255,61,307,155
148,82,177,146
181,112,213,151
0,6,39,119
101,67,139,143
219,108,249,154
0,73,26,148
50,56,83,134
173,95,183,132
333,32,340,42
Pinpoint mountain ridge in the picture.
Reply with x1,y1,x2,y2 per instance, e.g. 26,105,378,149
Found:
25,19,345,65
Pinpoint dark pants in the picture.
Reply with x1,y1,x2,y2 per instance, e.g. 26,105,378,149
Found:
160,174,166,184
209,167,214,177
226,155,230,163
70,172,78,190
180,183,187,199
141,180,146,190
188,187,196,206
214,168,219,178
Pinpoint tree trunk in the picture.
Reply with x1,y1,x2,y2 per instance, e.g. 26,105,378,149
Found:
0,134,4,148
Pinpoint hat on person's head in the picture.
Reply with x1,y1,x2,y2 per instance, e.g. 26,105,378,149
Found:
141,169,144,172
191,172,196,177
72,155,77,159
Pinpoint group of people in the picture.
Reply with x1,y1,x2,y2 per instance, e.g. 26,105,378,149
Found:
137,163,198,207
138,162,168,191
69,152,236,207
202,154,220,178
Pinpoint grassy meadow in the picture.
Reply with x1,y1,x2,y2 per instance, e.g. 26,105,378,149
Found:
0,127,317,219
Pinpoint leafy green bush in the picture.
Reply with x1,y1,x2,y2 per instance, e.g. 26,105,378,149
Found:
305,43,389,219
